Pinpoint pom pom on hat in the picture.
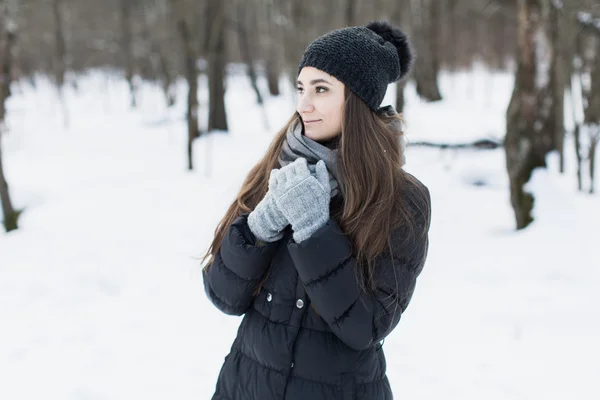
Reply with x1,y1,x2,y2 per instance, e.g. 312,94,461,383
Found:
366,20,413,81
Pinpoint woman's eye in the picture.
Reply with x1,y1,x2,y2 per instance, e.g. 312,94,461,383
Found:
296,86,327,94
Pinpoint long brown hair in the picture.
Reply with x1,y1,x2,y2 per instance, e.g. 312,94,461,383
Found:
201,87,429,292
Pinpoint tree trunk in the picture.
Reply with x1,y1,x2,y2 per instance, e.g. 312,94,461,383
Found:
578,14,600,193
0,137,17,232
52,0,66,87
430,0,441,74
410,0,442,102
590,132,598,194
264,0,280,96
206,0,228,132
447,0,458,71
121,0,137,108
346,0,358,26
236,1,263,105
283,0,306,89
266,62,280,97
571,31,584,191
549,2,566,173
0,7,18,232
52,0,69,127
584,35,600,194
574,123,583,191
505,0,555,230
141,2,175,107
173,0,199,170
395,79,406,113
392,0,408,112
581,35,600,125
158,51,176,107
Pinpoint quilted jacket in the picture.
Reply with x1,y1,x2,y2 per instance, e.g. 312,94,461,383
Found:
203,176,431,399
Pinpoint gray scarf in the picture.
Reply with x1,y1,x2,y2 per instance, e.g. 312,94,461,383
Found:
277,105,405,199
278,119,342,198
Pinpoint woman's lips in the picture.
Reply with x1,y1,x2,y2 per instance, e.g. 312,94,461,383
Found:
304,119,322,124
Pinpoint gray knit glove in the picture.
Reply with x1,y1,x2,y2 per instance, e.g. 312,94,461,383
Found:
270,158,331,243
247,170,290,242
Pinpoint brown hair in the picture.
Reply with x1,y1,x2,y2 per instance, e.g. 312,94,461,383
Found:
201,87,429,292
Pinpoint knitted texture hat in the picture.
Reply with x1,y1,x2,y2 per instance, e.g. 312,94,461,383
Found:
297,21,413,111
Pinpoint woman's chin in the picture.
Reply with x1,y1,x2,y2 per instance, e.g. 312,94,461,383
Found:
304,130,320,141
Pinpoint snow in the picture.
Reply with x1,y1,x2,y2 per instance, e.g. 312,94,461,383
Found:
534,25,551,90
578,12,593,24
1,67,599,400
578,11,600,31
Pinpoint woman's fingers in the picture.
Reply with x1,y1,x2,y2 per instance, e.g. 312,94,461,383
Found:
315,160,330,192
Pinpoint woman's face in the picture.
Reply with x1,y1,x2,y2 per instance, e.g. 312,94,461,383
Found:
296,67,345,143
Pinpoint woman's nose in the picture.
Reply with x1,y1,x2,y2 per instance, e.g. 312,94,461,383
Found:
298,97,315,113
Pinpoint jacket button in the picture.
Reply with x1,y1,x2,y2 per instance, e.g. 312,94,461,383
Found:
291,362,294,368
267,293,272,302
296,299,304,309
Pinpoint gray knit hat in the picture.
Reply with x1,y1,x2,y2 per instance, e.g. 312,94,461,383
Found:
297,21,413,111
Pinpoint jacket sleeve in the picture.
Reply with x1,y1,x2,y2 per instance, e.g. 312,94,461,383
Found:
287,191,431,350
202,213,280,316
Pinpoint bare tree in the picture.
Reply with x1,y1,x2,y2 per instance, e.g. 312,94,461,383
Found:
235,0,263,105
140,0,175,107
549,1,567,173
282,0,308,90
121,0,137,108
392,0,410,112
0,2,18,232
346,0,359,26
560,0,596,190
395,79,407,112
568,72,584,191
263,0,281,96
172,0,199,170
505,0,557,229
410,0,442,102
206,0,228,132
577,11,600,194
52,0,69,127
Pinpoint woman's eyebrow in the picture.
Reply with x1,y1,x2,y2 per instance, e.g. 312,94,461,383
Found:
296,78,333,86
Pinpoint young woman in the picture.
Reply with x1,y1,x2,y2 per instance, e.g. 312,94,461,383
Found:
202,21,432,400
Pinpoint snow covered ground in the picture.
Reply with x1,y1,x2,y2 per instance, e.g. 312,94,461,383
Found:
0,67,598,400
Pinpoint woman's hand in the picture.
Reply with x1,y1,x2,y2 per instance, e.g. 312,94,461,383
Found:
270,158,331,243
247,165,295,243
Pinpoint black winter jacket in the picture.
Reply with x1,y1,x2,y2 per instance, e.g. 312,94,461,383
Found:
203,178,431,400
